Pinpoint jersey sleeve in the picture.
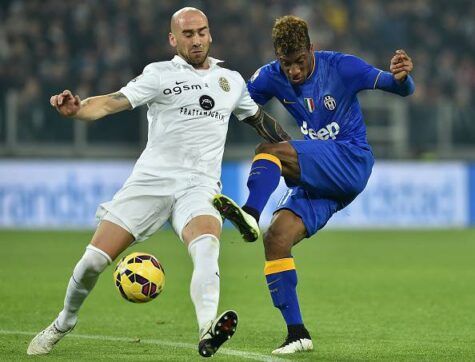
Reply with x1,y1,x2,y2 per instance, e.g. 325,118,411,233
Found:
119,64,161,109
337,54,381,92
373,72,415,96
233,77,259,121
246,66,273,105
337,54,415,96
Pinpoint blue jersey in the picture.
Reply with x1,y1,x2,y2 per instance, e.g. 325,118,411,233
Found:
247,51,415,236
247,51,415,148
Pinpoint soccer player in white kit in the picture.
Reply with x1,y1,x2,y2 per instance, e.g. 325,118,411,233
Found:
27,7,290,358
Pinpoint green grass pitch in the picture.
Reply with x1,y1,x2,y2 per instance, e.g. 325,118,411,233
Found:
1,229,474,361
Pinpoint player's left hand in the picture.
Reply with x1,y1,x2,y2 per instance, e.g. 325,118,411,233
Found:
390,49,413,82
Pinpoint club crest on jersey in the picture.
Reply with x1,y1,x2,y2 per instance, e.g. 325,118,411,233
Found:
304,98,315,113
218,77,230,92
323,95,337,111
199,95,215,110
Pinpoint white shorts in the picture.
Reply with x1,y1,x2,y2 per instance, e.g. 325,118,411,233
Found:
96,183,222,242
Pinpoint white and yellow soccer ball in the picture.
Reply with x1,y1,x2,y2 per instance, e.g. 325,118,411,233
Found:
113,252,165,303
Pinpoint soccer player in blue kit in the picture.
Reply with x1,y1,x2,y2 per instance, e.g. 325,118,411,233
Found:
213,15,415,354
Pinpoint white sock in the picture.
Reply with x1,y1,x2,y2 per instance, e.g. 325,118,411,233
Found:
188,234,220,336
55,245,111,331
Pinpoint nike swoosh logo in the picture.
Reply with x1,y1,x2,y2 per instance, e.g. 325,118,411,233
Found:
283,99,296,104
267,278,282,287
176,81,187,85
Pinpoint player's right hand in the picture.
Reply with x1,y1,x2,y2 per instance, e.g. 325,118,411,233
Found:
390,49,413,83
50,90,81,117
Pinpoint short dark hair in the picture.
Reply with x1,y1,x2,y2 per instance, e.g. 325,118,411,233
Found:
272,15,311,56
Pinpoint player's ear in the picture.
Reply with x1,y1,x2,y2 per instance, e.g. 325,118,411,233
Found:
209,33,213,43
169,32,177,48
309,43,315,52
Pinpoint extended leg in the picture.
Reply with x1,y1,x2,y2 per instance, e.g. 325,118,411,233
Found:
213,141,299,242
27,220,134,355
263,210,313,354
182,215,238,357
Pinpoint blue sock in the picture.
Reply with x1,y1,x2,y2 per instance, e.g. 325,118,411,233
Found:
243,153,282,221
265,258,303,326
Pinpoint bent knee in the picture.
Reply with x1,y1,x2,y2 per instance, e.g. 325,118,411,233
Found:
255,142,278,156
76,246,111,277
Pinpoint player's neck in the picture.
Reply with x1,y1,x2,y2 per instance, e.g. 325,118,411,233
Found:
193,62,210,70
177,54,210,70
306,53,316,80
192,57,210,70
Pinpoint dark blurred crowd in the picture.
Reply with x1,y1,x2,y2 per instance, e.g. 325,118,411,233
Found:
1,0,474,149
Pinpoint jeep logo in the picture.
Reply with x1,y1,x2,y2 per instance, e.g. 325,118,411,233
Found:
300,121,340,140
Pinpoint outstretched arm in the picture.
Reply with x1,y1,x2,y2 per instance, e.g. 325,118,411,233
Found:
50,90,132,122
374,49,415,96
390,49,413,83
242,107,292,143
338,50,415,96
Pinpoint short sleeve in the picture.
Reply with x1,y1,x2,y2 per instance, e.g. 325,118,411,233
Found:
233,78,259,121
246,66,273,105
119,64,161,109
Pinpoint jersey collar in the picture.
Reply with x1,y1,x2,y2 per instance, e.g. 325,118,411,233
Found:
306,52,316,80
298,51,317,86
172,55,224,70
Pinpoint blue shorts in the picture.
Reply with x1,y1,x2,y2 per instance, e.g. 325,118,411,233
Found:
276,140,374,237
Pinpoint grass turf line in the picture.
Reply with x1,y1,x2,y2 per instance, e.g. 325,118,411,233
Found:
0,229,474,361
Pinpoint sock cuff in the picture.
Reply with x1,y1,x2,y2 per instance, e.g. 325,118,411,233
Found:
187,233,219,254
253,153,282,170
86,244,112,264
264,257,295,275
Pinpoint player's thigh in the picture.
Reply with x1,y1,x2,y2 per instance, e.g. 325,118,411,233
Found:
171,184,222,245
96,184,174,245
90,220,134,261
255,142,300,181
289,140,373,199
264,209,307,260
276,186,344,238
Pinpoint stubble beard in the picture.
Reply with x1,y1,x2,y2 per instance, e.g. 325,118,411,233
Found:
182,46,210,68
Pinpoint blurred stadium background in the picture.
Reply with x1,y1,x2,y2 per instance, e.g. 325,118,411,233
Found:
0,0,474,229
1,1,475,360
2,0,475,158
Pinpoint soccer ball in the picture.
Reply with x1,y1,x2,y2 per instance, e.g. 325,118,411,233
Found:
113,252,165,303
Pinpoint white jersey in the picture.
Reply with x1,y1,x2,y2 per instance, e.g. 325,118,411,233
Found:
119,55,258,194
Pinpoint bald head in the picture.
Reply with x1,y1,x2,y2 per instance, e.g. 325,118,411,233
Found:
170,7,208,35
169,7,212,69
